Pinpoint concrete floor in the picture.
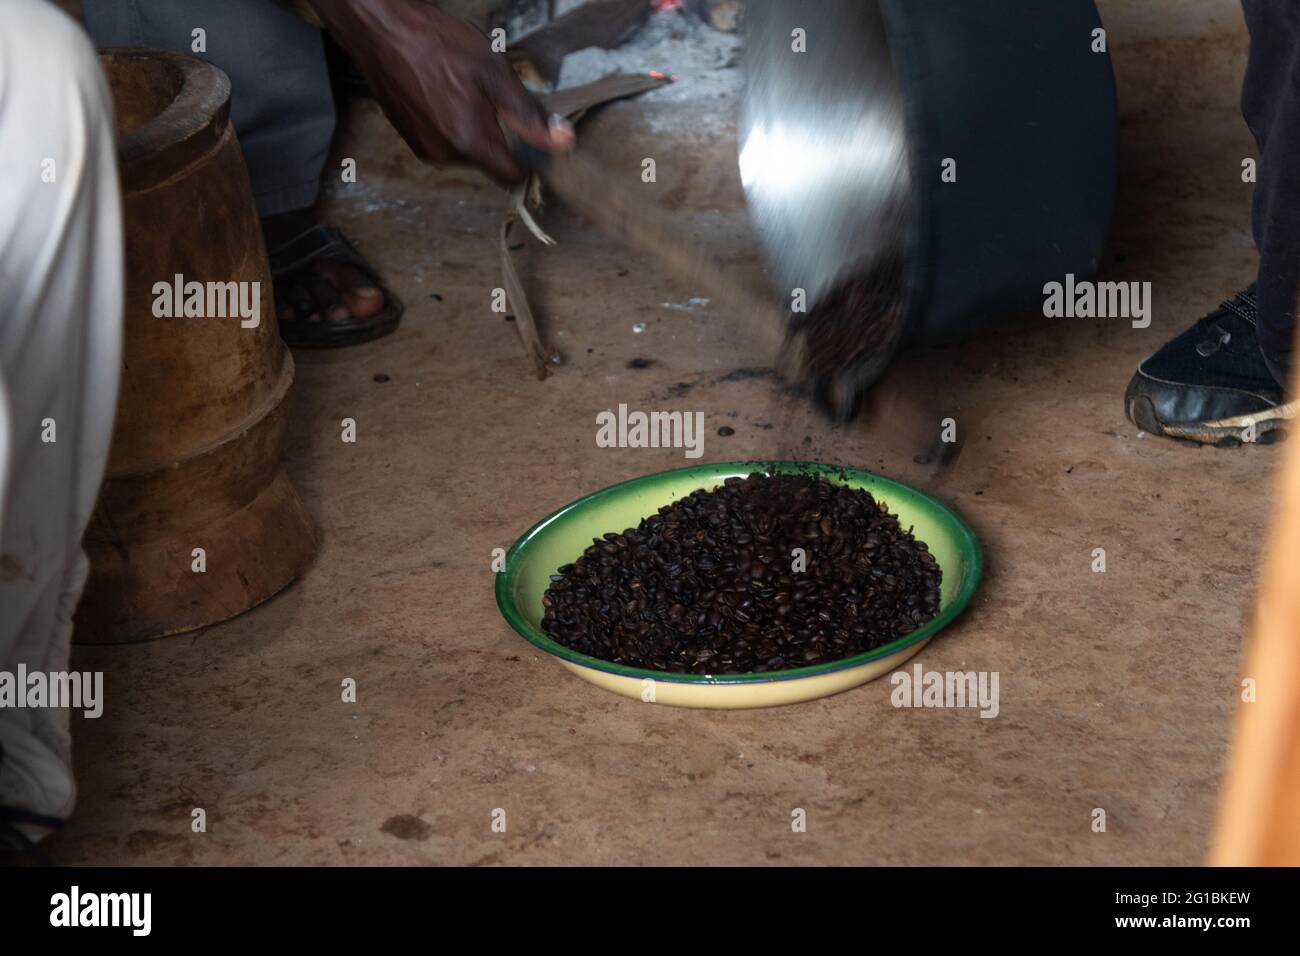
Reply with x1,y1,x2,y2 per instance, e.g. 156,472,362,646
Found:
41,2,1274,865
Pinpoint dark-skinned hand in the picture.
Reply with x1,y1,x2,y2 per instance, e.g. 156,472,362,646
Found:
308,0,574,185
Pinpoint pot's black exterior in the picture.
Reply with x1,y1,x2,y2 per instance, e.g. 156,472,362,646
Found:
880,0,1118,344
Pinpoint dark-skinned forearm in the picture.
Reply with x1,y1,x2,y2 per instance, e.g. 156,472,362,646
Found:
305,0,454,59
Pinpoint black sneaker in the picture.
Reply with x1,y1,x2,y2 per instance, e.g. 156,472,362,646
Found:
1124,286,1295,447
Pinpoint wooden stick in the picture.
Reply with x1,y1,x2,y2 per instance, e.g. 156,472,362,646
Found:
1210,382,1300,864
535,146,799,377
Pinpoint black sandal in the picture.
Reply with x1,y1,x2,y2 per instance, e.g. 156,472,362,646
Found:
268,224,404,349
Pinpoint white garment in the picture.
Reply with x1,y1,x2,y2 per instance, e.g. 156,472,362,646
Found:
0,0,123,835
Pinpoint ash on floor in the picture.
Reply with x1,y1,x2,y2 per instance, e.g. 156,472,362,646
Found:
511,3,742,106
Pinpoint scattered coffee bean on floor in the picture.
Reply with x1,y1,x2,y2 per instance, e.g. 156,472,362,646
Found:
718,426,735,436
540,472,942,675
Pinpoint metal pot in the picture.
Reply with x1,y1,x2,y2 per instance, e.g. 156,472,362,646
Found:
740,0,1118,412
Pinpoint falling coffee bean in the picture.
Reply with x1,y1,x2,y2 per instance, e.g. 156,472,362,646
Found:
539,473,942,675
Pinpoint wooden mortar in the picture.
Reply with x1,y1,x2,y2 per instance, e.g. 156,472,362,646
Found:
76,50,318,643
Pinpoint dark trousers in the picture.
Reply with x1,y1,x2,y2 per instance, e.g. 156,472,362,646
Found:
83,0,336,218
1242,0,1300,389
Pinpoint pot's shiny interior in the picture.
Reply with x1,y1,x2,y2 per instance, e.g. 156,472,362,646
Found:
739,0,911,314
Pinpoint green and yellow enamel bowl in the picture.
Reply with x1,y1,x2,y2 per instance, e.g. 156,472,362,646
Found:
496,462,982,709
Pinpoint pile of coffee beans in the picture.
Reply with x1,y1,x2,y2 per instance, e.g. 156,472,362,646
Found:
540,472,942,674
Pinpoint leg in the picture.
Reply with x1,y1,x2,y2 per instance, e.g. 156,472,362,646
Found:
84,0,402,348
1123,3,1299,445
83,0,336,217
0,0,124,841
1242,0,1300,389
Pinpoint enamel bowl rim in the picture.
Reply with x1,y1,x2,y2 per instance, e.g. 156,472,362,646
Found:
495,460,982,685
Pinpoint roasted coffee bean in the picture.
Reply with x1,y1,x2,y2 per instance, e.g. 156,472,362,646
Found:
539,473,942,674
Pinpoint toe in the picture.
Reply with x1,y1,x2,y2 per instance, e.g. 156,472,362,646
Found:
312,258,385,319
304,272,351,324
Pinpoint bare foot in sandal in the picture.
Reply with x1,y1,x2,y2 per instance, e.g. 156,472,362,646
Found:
263,210,403,348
